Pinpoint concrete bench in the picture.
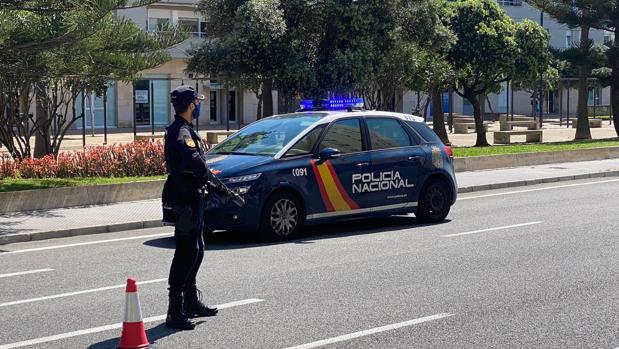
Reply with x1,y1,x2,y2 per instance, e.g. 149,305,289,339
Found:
570,118,603,128
134,135,164,141
493,130,543,144
204,130,235,145
499,120,539,131
453,122,491,134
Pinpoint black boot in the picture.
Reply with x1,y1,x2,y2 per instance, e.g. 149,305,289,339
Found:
183,288,218,318
166,295,195,330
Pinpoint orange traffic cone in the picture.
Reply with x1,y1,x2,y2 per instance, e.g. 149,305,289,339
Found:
118,278,150,349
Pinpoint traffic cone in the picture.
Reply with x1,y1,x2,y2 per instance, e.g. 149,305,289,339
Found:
118,278,150,349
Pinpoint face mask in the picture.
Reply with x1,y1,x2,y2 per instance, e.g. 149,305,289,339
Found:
192,102,201,119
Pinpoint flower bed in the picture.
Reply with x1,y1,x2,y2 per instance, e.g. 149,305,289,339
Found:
0,141,165,180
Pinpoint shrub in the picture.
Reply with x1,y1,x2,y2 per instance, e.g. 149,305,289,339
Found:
1,140,166,179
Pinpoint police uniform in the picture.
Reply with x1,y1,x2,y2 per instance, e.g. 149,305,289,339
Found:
163,86,218,330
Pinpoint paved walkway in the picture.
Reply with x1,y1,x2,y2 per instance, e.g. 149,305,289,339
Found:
1,159,618,244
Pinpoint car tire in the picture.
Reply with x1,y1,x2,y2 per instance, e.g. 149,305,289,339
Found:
415,178,452,223
259,191,305,241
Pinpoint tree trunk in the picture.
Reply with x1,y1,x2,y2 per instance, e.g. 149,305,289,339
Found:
34,84,50,158
262,79,274,117
575,25,592,140
466,90,489,147
613,15,619,138
430,87,449,144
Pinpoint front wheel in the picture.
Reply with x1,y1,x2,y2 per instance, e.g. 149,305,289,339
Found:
415,179,452,223
260,191,305,241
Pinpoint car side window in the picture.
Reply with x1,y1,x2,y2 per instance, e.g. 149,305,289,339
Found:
284,126,324,157
319,119,363,154
366,118,413,150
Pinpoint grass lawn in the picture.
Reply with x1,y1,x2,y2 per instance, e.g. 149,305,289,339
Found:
454,138,619,157
595,115,613,120
0,176,166,192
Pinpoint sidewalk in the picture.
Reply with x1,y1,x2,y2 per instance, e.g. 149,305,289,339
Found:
1,158,618,245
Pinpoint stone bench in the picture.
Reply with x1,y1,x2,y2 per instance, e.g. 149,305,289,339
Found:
204,130,236,145
570,118,603,128
453,122,491,134
493,130,543,144
499,120,539,131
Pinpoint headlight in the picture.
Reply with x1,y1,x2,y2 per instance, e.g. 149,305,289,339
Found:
226,173,262,183
232,186,252,196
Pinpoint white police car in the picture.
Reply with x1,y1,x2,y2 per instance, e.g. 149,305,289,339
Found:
204,98,457,241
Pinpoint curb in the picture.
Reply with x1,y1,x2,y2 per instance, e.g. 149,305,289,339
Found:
1,170,618,246
457,169,619,193
0,220,163,245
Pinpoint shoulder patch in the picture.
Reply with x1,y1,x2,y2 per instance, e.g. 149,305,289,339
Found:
184,135,196,148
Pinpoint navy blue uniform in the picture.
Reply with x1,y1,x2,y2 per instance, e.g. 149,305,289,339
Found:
163,115,209,296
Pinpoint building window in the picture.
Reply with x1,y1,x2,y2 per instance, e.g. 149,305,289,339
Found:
148,18,169,32
566,29,580,47
179,17,199,36
497,0,522,6
200,21,208,38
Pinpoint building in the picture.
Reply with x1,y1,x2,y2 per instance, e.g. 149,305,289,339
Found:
80,0,275,131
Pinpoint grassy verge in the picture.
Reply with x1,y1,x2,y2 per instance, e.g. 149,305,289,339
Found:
0,176,166,193
454,138,619,157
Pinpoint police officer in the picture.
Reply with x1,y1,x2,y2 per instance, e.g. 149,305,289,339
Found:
162,85,218,330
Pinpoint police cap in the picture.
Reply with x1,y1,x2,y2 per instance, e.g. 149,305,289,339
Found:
170,85,205,106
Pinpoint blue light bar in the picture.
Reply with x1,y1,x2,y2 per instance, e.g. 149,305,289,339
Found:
299,98,364,111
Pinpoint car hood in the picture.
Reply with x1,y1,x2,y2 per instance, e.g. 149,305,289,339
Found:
204,154,273,178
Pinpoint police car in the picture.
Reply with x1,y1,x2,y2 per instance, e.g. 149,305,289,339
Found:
204,98,457,241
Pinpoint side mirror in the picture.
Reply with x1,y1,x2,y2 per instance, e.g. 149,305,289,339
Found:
318,147,341,161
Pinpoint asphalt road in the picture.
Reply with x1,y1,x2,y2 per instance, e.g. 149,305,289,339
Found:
0,178,618,349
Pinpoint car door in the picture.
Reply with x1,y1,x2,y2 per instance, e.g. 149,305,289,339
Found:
309,118,371,219
364,117,426,209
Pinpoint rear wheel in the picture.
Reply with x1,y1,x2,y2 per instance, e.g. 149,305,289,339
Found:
415,178,452,223
260,191,305,241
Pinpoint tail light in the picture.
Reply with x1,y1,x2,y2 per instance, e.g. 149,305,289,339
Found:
444,145,453,158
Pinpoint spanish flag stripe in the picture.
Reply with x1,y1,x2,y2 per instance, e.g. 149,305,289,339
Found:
325,161,360,210
310,160,335,212
315,162,352,211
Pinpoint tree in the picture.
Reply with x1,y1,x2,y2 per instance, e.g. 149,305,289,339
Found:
0,0,184,159
527,0,608,139
447,0,550,146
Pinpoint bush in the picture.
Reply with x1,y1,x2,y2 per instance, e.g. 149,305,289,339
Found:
0,140,165,179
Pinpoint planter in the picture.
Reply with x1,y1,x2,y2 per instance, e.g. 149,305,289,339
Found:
454,146,619,172
0,179,165,214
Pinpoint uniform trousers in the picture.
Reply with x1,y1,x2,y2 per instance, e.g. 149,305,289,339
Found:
168,199,206,296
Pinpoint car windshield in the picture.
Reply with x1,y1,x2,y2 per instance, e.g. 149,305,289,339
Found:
209,113,324,156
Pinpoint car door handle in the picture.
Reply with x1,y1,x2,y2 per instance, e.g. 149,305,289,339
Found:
408,156,422,161
355,162,370,168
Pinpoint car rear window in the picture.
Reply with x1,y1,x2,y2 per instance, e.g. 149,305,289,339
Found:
406,121,444,145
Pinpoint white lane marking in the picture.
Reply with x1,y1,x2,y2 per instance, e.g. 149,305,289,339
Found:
459,178,619,201
285,313,453,349
1,232,173,255
441,221,543,238
0,278,167,308
0,268,54,279
0,298,264,349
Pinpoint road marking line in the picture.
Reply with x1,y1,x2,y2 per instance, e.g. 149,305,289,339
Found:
0,278,167,308
0,268,54,279
459,178,619,201
0,298,264,349
441,221,543,238
1,232,173,255
285,313,453,349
